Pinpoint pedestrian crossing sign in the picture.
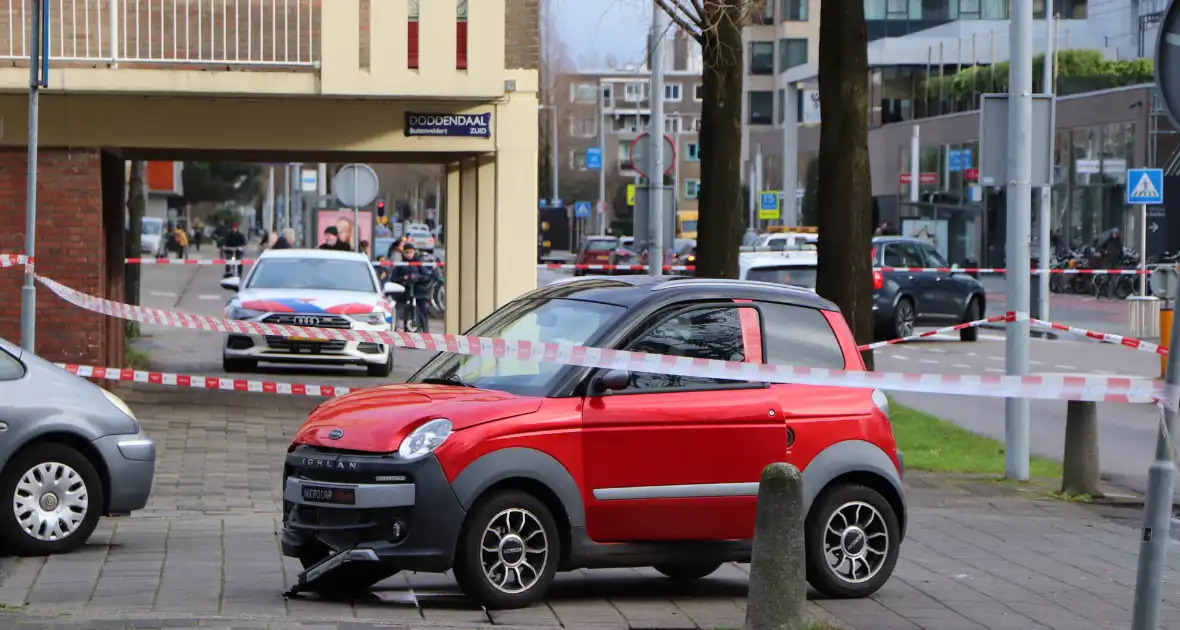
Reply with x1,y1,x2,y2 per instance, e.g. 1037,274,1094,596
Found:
1127,168,1164,205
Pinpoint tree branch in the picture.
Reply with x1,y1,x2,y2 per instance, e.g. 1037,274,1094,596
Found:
654,0,704,44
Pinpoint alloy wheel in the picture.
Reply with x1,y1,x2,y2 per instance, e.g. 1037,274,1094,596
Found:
822,500,889,584
479,508,549,594
895,302,915,338
13,462,89,542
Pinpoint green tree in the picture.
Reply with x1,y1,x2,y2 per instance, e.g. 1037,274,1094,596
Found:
923,49,1153,103
816,0,875,369
655,0,753,278
181,162,263,205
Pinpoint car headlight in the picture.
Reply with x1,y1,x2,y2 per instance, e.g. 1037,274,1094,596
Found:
397,418,452,460
227,306,264,320
100,388,139,425
351,312,387,326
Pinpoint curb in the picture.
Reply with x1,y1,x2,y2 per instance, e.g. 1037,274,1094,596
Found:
980,323,1060,340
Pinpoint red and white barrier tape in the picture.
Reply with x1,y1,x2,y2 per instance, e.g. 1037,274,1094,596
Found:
1,254,31,268
27,272,1160,403
857,312,1023,352
1028,318,1167,357
538,263,695,271
878,267,1151,275
124,257,444,267
60,364,352,397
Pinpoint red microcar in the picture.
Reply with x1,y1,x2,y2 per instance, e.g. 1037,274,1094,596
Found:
280,276,906,609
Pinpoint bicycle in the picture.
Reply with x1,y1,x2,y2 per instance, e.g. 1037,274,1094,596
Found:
396,290,426,333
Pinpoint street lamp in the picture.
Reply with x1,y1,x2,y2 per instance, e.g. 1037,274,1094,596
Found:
538,104,559,208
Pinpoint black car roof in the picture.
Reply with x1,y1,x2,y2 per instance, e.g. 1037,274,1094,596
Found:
523,276,840,312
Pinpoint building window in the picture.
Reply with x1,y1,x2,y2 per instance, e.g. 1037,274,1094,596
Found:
602,85,613,108
665,83,683,101
570,117,597,137
748,91,774,125
777,88,785,124
624,83,645,102
779,38,808,72
571,83,597,103
408,1,468,70
570,150,587,170
618,139,635,171
665,117,682,134
688,116,701,132
685,179,701,199
694,83,704,101
753,0,775,24
781,0,807,21
687,142,701,161
750,42,775,75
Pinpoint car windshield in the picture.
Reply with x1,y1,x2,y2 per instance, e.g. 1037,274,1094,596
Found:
746,265,818,289
585,240,616,252
411,298,625,396
142,220,163,235
246,258,377,292
409,230,432,239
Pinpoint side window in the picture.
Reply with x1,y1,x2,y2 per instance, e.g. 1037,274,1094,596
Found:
0,348,26,381
759,302,846,369
901,243,927,267
882,245,905,267
922,245,949,268
625,306,750,390
769,237,786,251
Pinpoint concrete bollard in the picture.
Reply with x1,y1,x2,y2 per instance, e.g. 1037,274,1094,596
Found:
1062,400,1104,498
744,462,806,630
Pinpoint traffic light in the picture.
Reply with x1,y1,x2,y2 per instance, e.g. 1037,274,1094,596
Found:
376,199,386,217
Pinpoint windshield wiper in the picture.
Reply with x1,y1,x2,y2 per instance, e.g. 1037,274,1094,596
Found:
420,375,477,388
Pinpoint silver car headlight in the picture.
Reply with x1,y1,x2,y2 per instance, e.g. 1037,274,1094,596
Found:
227,306,264,320
397,418,453,460
350,312,388,326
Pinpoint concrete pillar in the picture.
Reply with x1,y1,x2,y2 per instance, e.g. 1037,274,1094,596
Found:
444,163,462,334
458,159,479,332
476,155,497,316
493,110,540,307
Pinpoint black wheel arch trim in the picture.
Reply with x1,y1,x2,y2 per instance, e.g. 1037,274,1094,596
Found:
449,447,586,527
802,439,907,539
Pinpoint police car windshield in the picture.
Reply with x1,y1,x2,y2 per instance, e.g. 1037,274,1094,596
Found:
246,258,377,293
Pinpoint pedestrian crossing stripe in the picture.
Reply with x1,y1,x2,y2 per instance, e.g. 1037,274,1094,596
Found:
1131,173,1160,200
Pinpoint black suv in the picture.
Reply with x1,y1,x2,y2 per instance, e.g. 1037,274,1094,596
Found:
871,237,986,342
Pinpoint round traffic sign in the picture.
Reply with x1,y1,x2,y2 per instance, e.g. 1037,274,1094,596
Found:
1156,1,1180,127
333,164,380,208
628,133,676,179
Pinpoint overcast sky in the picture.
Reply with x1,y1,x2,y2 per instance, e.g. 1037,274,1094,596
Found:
552,0,651,68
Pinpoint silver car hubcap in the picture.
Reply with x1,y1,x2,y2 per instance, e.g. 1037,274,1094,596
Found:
480,508,548,594
823,501,889,584
13,462,89,542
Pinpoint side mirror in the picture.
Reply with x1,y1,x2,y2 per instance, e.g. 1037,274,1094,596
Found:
593,369,631,394
383,282,405,296
220,276,241,292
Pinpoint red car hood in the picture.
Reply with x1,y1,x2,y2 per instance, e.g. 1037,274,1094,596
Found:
293,384,543,453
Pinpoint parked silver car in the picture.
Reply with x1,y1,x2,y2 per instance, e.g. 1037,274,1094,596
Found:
0,338,156,555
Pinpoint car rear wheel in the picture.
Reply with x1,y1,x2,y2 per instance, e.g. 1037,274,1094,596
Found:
804,483,900,599
891,298,915,340
296,540,399,600
653,562,722,580
222,357,257,373
453,490,560,609
959,298,980,342
0,444,103,556
367,350,393,378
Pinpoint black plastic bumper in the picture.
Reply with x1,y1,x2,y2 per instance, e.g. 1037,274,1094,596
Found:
279,448,466,573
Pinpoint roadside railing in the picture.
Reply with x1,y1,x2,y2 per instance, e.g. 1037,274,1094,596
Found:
0,0,319,68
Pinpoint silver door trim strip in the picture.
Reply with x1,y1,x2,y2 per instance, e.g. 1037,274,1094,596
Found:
593,482,760,501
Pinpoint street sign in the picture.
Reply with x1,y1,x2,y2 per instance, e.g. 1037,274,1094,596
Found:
978,94,1053,187
574,201,591,218
965,167,980,181
596,200,606,214
759,190,781,220
333,164,379,208
586,147,602,170
948,148,973,173
300,169,318,192
628,133,676,179
899,172,939,185
1127,168,1165,205
626,184,636,206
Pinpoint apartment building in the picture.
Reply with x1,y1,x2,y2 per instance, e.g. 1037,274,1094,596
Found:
555,30,703,234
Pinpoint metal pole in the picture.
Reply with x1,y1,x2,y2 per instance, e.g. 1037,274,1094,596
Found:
352,166,359,251
1140,203,1149,296
317,163,327,196
781,85,799,227
909,126,920,203
20,0,43,352
550,106,559,211
672,114,680,219
598,81,607,235
648,6,666,278
1005,0,1034,481
265,166,275,232
1037,12,1055,321
1130,303,1180,630
748,160,757,230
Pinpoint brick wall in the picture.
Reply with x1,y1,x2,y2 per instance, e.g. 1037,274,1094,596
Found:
505,0,539,70
0,149,114,366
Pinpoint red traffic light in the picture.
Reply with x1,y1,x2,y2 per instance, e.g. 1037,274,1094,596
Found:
376,201,386,216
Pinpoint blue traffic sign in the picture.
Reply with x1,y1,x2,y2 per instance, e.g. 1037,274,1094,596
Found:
1127,168,1164,205
586,148,602,170
759,192,779,211
538,198,563,209
574,201,591,218
948,148,973,173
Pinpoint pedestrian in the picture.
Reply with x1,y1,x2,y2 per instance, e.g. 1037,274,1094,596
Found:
172,225,189,259
273,229,295,250
192,226,203,251
359,240,371,259
1101,228,1123,269
320,226,343,250
390,244,433,332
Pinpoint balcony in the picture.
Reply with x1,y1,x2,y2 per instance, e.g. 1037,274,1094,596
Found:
0,0,505,100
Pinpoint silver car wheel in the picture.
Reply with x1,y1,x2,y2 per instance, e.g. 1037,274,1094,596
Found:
13,462,89,542
822,500,889,584
479,507,549,594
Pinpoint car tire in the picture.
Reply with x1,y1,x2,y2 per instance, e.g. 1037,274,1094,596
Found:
0,443,104,556
804,483,900,599
959,298,980,342
296,541,399,600
222,357,257,373
891,297,915,340
653,562,723,580
453,490,561,609
367,351,393,378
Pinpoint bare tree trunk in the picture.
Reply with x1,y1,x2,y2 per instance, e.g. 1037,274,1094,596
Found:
126,161,145,314
694,5,745,279
815,0,875,370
